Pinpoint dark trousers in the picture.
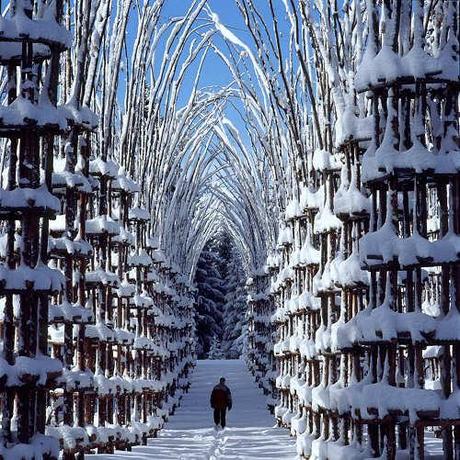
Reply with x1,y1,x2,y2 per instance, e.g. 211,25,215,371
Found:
213,408,227,428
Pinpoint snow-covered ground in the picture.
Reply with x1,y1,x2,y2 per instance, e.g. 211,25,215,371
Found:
89,359,298,459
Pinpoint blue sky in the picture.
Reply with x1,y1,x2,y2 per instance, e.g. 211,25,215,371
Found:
123,0,288,105
124,1,256,148
123,1,248,101
120,0,296,154
159,0,249,88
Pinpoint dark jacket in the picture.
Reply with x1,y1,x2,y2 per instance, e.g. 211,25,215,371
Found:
210,383,232,410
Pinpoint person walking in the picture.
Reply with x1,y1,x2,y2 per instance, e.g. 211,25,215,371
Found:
210,377,232,429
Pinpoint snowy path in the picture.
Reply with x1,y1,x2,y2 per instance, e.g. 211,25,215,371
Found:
89,359,298,459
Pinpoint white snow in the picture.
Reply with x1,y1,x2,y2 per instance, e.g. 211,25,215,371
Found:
88,359,298,459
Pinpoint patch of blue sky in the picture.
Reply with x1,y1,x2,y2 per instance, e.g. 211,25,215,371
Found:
120,0,327,159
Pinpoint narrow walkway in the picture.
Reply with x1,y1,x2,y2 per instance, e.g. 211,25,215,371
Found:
90,359,298,459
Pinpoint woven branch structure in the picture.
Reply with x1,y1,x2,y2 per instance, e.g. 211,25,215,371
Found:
0,2,195,458
246,1,460,459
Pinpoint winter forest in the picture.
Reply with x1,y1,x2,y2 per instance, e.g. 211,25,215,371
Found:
0,0,458,459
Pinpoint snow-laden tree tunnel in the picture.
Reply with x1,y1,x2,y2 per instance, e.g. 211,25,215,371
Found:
0,0,458,459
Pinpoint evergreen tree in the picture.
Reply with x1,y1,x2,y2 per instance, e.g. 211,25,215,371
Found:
194,240,226,358
194,233,248,359
221,251,248,358
208,334,224,359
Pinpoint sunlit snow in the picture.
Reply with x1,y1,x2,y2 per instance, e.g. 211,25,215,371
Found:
88,360,297,459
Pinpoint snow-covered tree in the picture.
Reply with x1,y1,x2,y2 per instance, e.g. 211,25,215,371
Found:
194,233,248,359
194,239,226,358
208,335,224,360
221,246,248,359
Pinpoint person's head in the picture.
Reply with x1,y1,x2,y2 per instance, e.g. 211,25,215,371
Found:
219,377,225,384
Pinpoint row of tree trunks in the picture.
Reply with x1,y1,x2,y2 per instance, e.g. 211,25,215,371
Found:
271,1,459,459
0,2,196,458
